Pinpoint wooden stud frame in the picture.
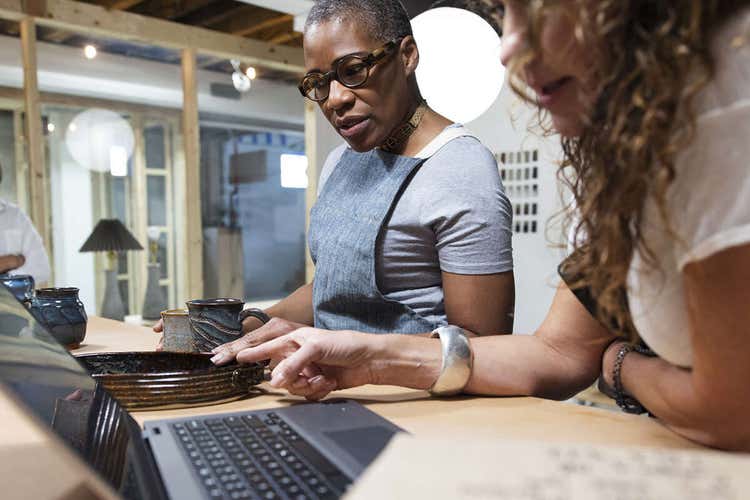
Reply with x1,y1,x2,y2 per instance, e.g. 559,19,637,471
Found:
303,101,317,283
0,0,304,72
0,0,309,303
180,48,203,300
19,16,50,252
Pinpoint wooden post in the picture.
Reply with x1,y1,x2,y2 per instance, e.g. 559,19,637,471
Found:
19,16,49,252
131,114,148,315
304,101,317,283
180,48,203,299
12,110,28,212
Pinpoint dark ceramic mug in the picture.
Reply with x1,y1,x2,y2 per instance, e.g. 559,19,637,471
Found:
186,298,254,353
29,287,88,349
0,273,36,305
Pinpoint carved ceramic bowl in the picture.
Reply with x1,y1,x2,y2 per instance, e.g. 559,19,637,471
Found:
75,352,265,410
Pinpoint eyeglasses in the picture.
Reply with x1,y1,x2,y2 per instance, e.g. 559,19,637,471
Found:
298,37,404,102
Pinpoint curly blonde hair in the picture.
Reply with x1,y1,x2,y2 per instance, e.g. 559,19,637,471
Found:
505,0,749,340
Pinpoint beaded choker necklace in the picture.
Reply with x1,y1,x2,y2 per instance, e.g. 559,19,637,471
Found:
380,100,428,154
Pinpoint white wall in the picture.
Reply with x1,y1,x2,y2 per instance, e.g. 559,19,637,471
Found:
47,110,97,313
468,86,567,334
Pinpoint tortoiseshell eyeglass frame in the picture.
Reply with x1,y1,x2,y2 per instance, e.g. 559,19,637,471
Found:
298,37,405,102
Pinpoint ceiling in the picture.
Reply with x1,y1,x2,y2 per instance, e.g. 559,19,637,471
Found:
0,0,501,84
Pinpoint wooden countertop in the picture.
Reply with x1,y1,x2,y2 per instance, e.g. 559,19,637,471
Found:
78,317,697,450
0,316,701,500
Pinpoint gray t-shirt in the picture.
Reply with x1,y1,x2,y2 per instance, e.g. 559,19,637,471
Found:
317,125,513,325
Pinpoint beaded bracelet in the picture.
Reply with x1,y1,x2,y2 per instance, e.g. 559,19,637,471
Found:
612,343,654,414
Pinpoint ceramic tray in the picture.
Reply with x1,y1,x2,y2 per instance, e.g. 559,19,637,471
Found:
75,352,266,410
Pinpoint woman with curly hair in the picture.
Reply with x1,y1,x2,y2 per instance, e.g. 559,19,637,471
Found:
226,0,750,450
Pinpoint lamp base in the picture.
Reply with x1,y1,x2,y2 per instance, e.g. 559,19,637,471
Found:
101,269,125,321
142,263,167,320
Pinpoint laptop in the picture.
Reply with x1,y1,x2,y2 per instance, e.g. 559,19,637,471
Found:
0,284,403,500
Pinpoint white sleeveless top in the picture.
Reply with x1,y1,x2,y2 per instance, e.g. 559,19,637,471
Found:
627,9,750,367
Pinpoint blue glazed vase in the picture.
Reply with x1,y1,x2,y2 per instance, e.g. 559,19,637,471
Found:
0,274,36,305
29,287,88,349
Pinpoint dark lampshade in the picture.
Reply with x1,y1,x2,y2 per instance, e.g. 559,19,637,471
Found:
79,219,143,253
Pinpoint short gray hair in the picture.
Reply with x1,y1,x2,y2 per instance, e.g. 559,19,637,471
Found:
305,0,413,43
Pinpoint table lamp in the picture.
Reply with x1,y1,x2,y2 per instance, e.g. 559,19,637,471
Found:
79,218,143,321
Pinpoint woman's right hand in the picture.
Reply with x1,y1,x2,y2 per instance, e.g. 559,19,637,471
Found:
152,319,164,351
234,328,379,401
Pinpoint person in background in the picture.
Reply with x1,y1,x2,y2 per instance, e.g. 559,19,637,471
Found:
0,161,51,284
161,0,515,351
230,0,750,451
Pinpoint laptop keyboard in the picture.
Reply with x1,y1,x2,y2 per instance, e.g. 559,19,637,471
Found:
172,412,351,500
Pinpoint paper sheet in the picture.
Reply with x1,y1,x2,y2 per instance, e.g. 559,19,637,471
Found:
346,435,750,500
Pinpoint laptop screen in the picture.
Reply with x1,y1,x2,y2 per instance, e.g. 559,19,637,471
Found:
0,284,158,499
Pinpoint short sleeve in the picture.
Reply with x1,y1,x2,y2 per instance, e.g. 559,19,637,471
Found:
420,137,514,275
317,143,348,197
671,99,750,270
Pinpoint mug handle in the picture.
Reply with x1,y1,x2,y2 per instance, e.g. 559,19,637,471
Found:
239,308,271,326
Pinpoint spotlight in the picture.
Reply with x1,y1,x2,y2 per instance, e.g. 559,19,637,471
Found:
84,45,97,59
232,71,251,93
47,123,55,133
245,66,257,80
230,59,252,92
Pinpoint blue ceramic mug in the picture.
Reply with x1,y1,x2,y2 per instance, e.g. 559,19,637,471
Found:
186,298,247,353
29,287,88,349
0,274,35,305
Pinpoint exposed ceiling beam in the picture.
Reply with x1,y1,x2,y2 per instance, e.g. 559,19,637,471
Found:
176,0,245,25
0,0,304,72
241,13,292,36
268,31,300,45
199,4,250,28
212,12,292,38
128,0,215,20
105,0,146,10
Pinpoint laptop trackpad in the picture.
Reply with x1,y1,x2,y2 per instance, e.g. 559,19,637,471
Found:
324,426,395,465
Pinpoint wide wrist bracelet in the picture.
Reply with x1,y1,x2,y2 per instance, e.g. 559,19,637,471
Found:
428,325,473,397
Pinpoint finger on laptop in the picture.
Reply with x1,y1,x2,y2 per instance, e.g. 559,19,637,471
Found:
287,374,337,400
267,340,323,388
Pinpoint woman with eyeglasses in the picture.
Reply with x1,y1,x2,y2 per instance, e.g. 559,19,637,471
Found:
227,0,750,450
203,0,514,361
